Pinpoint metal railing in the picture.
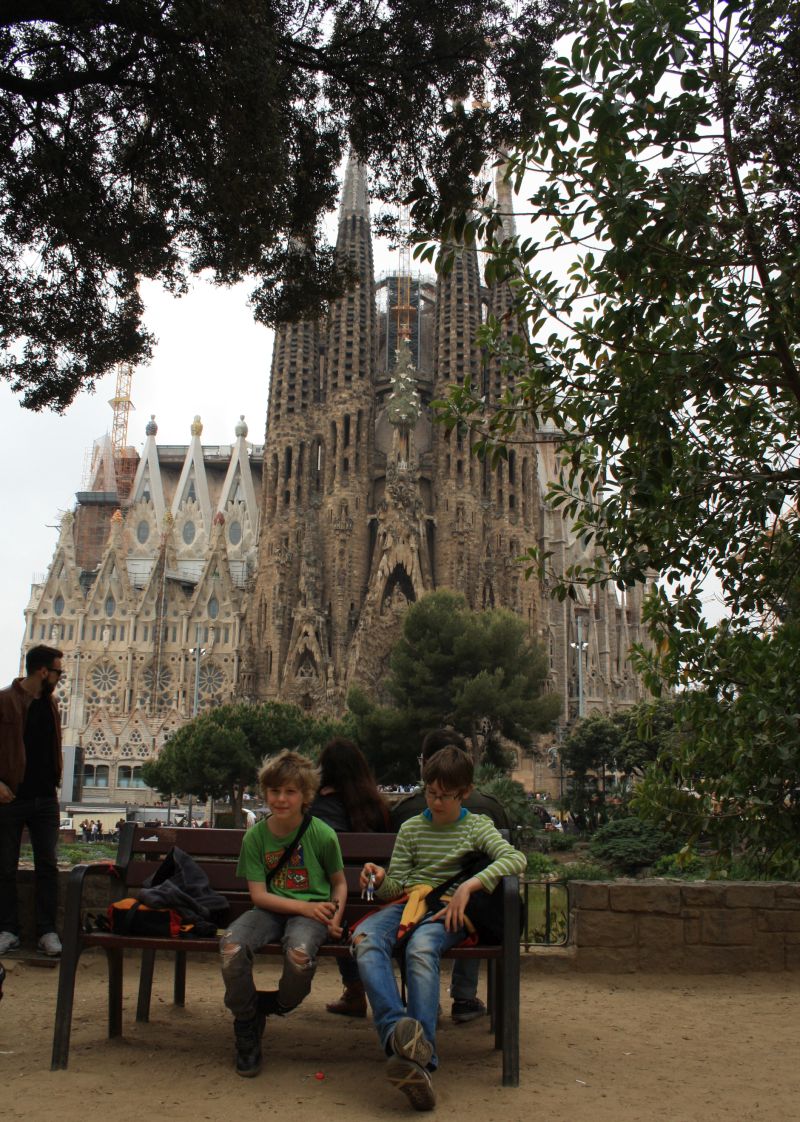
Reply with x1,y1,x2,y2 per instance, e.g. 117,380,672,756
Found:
520,877,569,950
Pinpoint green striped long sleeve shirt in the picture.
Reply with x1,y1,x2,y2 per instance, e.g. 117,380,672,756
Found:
379,810,526,899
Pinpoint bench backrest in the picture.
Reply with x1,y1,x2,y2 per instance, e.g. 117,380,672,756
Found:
115,822,397,925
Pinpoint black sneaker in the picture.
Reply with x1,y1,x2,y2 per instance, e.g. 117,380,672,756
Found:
451,997,486,1023
233,1016,262,1077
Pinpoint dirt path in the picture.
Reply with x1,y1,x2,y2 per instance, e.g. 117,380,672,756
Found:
2,954,797,1121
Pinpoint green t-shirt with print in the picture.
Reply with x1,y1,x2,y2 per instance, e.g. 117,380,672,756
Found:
236,816,343,902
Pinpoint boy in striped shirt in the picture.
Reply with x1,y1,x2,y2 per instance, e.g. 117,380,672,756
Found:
354,746,525,1111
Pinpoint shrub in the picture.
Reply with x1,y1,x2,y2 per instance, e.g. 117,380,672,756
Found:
557,862,609,882
477,773,534,827
651,850,706,878
525,851,557,878
588,816,672,874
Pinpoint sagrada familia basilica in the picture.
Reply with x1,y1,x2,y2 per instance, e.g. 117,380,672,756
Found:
21,156,652,804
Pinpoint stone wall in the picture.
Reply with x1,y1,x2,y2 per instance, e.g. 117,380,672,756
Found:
527,879,800,973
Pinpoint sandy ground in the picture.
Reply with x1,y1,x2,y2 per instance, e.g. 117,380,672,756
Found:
1,952,798,1122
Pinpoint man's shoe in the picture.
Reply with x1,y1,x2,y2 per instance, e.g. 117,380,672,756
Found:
451,997,486,1024
233,1016,262,1077
386,1055,436,1111
38,933,62,957
391,1017,433,1069
326,981,367,1017
0,932,20,955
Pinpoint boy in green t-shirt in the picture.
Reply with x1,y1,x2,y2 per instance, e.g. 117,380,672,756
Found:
220,749,346,1077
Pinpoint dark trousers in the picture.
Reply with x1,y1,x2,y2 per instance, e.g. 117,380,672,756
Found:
0,796,60,937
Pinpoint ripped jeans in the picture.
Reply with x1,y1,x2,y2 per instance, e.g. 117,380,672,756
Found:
353,901,466,1069
220,908,328,1021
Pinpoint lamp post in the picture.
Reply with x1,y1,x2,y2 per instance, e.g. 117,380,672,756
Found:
192,624,205,719
189,625,206,826
571,613,589,720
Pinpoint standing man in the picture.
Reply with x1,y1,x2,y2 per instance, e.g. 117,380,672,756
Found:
0,645,64,956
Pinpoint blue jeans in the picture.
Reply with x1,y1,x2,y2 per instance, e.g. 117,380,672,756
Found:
220,907,329,1021
0,795,60,937
353,900,466,1069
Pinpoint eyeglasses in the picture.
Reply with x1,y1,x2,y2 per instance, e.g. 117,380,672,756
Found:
423,786,462,804
47,667,64,678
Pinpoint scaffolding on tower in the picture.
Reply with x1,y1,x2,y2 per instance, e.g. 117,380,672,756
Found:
393,203,416,345
108,362,137,501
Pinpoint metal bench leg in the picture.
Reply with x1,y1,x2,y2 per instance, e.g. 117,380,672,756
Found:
501,941,520,1087
174,950,187,1007
106,946,124,1038
494,962,504,1051
137,948,156,1022
50,936,82,1069
487,959,497,1034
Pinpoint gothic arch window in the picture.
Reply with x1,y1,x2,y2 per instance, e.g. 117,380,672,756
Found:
136,520,150,544
196,659,225,711
118,765,146,788
228,520,242,545
85,660,121,718
208,595,219,620
141,663,173,711
90,727,113,758
53,594,65,616
105,595,116,617
84,764,110,788
269,453,279,518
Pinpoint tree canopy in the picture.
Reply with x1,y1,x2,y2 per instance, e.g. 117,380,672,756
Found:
560,699,677,828
140,700,346,825
426,0,800,872
348,590,561,779
0,0,564,410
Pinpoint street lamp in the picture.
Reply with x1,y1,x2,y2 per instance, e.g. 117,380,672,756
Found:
571,613,589,719
188,625,207,827
191,624,206,719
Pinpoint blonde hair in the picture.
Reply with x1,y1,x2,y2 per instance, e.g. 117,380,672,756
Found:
258,749,319,810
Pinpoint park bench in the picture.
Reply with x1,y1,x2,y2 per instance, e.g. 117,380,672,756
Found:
51,823,521,1084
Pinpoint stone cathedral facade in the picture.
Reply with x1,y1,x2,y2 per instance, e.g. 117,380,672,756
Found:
21,157,650,806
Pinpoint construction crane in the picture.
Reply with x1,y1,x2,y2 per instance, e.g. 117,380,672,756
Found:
393,203,416,345
108,362,137,501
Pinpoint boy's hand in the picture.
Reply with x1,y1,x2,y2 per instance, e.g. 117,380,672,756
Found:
306,900,338,925
360,863,385,890
327,918,344,939
435,877,482,932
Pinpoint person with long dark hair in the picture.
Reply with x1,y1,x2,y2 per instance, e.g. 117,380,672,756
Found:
310,737,389,1016
312,737,389,834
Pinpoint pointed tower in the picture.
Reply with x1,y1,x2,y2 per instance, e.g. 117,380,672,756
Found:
251,245,323,698
430,228,485,603
317,152,377,700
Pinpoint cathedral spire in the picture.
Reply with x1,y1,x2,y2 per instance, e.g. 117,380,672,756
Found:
339,150,370,221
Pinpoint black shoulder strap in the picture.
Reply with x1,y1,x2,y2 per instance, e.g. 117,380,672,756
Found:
265,814,313,888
